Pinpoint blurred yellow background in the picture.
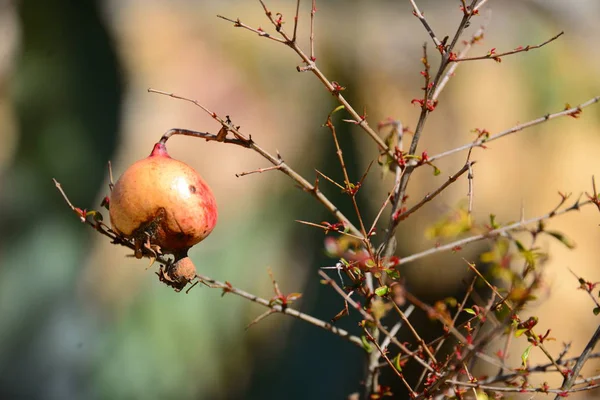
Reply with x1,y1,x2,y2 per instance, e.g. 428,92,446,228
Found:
0,0,599,399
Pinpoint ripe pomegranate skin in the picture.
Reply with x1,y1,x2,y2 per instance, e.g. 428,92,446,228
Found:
109,142,217,255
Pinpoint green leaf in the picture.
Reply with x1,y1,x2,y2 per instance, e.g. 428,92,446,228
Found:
514,240,526,253
489,214,499,229
393,354,403,372
464,308,476,315
444,297,458,307
545,231,576,249
515,328,528,337
431,164,441,176
387,270,400,280
328,105,346,118
375,286,389,297
361,335,373,353
521,345,532,366
593,307,600,316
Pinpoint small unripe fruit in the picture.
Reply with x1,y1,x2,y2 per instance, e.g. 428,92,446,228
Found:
109,142,217,255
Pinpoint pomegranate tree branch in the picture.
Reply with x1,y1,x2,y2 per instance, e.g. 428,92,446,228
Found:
432,22,487,101
429,96,600,162
318,270,438,375
215,15,286,43
194,273,364,348
53,178,364,348
379,0,481,257
453,31,564,62
148,88,364,240
555,324,600,399
217,9,398,166
394,161,474,223
448,380,600,395
408,0,443,49
400,197,593,266
466,353,600,387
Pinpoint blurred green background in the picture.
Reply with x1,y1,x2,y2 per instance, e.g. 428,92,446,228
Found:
1,0,599,399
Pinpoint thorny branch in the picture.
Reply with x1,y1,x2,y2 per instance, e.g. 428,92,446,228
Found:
53,178,364,348
400,196,594,265
428,96,600,162
148,88,364,240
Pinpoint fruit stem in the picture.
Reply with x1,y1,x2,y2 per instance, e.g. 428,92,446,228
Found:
150,142,171,157
159,128,215,144
159,128,251,148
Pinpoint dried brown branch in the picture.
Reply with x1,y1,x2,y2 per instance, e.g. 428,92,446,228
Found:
408,0,443,49
364,328,416,397
453,31,564,62
555,324,600,399
400,197,592,265
53,178,364,348
235,165,281,178
395,162,474,223
318,270,438,374
148,88,364,240
217,8,398,166
429,96,600,162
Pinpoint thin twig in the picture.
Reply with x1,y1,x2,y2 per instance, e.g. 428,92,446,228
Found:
217,10,398,166
54,178,365,348
453,31,564,62
196,272,364,347
310,0,316,61
448,379,600,395
429,96,600,162
364,328,417,397
148,88,365,240
216,15,287,43
555,324,600,399
395,162,474,223
400,198,591,265
408,0,443,49
325,115,370,243
295,220,365,241
319,270,438,374
292,0,300,42
236,165,281,177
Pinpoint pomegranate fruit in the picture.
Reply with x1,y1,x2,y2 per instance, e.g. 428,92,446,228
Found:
109,141,218,259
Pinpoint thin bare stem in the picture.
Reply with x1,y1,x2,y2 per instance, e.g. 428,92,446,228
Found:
292,0,300,42
319,270,437,374
236,165,281,177
395,162,473,223
453,31,564,62
315,169,344,190
390,301,437,363
364,328,416,397
54,178,364,347
380,306,415,354
555,324,600,399
216,15,287,43
218,10,397,165
369,172,404,241
473,0,491,12
310,0,316,61
325,116,370,244
429,96,600,162
148,88,365,240
432,21,488,101
196,272,364,347
408,0,443,48
295,220,365,241
400,198,591,265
